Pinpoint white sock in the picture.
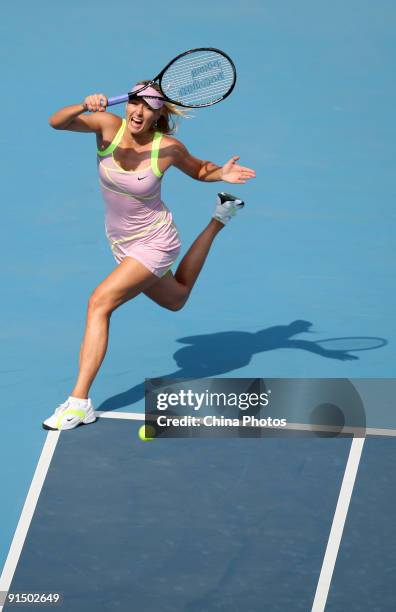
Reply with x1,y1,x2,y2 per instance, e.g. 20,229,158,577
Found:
68,396,89,408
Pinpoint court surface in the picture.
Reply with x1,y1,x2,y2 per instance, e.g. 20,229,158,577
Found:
1,0,395,610
1,407,396,611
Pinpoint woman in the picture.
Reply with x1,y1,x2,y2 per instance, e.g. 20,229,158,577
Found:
43,83,256,430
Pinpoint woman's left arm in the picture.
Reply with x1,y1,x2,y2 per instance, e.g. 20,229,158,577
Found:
171,141,256,184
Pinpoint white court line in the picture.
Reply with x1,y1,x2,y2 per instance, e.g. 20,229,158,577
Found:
96,410,144,421
98,413,396,437
311,437,365,611
0,431,60,611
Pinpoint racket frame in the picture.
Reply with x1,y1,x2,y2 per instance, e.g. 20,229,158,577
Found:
107,47,237,108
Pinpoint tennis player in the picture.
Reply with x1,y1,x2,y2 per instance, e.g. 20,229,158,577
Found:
43,82,256,430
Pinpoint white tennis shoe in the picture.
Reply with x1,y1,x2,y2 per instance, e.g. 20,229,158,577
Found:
213,192,245,225
42,397,97,431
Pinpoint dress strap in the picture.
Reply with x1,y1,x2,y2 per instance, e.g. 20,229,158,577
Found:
150,131,163,178
97,118,126,157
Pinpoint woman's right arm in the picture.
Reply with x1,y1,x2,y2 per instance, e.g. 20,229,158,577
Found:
48,93,114,132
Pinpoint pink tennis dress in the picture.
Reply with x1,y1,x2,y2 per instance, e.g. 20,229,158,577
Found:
97,119,181,277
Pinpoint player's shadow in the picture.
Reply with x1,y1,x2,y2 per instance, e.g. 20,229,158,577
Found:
97,320,387,411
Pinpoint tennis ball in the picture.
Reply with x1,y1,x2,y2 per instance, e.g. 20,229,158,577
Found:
138,424,156,441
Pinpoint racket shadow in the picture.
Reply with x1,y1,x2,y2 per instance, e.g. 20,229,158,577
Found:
97,321,388,411
315,337,388,352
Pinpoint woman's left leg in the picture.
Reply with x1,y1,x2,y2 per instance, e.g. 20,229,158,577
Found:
143,217,224,311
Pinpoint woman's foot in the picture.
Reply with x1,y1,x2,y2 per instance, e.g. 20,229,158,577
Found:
213,192,245,225
42,396,96,431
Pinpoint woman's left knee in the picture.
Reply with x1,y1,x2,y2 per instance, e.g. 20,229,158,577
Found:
167,299,186,312
167,291,189,311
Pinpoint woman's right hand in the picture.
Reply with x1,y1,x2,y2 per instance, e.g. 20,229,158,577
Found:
83,93,108,112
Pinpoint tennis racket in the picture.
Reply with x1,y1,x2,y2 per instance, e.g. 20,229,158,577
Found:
105,48,237,109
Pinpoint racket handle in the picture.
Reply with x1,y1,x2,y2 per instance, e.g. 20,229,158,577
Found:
103,94,129,107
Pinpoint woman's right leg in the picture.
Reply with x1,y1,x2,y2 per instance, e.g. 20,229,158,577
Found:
70,257,159,400
42,257,159,430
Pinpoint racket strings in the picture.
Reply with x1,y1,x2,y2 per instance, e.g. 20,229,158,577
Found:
162,51,235,106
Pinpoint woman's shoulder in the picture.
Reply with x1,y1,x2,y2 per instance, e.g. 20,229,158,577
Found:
158,133,186,156
101,113,123,137
97,114,124,153
158,133,180,144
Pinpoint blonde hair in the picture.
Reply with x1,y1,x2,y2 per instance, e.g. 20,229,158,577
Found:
135,81,190,134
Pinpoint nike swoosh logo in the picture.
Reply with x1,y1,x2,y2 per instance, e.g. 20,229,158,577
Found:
137,176,147,181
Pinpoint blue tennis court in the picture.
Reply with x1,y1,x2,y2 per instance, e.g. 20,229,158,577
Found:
1,1,395,610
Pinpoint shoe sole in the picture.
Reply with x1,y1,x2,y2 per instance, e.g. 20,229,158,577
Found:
42,415,97,431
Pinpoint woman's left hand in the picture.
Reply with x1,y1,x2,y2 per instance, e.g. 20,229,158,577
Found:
221,156,256,184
